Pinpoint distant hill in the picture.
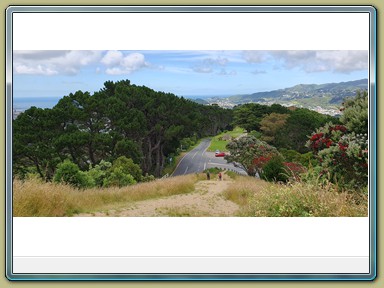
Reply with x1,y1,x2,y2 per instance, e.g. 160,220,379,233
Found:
191,98,210,105
227,79,368,109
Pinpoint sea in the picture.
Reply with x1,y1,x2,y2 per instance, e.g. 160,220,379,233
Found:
13,97,62,111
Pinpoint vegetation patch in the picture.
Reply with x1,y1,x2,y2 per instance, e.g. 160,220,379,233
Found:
223,176,367,217
207,127,245,152
13,174,199,217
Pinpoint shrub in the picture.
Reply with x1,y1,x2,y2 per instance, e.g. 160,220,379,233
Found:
53,160,95,189
111,156,142,182
141,173,156,182
103,167,136,187
261,156,289,182
307,123,368,191
87,160,112,187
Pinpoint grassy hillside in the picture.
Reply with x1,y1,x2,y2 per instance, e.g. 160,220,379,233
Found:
208,127,245,152
13,170,367,217
13,174,201,217
223,175,367,217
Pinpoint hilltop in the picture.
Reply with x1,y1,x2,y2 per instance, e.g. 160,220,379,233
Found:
205,79,368,114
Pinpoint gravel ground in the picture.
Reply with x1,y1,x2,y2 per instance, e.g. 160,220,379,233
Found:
76,174,239,217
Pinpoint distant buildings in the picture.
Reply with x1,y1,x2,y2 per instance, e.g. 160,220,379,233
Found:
13,109,23,120
205,98,341,116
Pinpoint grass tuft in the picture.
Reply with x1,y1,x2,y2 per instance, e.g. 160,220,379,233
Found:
224,176,367,217
13,174,198,217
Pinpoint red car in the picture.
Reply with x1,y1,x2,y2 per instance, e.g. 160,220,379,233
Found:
215,152,226,157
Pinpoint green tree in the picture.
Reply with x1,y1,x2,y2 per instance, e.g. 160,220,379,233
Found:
233,103,290,132
275,108,337,153
260,113,289,144
87,160,112,187
13,79,234,179
53,90,112,168
110,156,143,182
340,90,368,135
13,107,61,180
103,167,136,187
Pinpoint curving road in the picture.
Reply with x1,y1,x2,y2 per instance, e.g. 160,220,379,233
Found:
172,139,247,176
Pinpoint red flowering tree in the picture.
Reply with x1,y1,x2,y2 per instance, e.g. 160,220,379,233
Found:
307,123,368,189
225,136,280,177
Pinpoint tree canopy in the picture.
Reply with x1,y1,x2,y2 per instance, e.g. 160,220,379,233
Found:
340,90,368,135
13,80,233,179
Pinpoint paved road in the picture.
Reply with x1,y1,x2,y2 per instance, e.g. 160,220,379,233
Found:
172,139,247,176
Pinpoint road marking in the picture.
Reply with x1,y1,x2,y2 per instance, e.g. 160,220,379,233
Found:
171,153,189,176
184,166,189,174
191,150,199,159
170,138,212,177
201,142,209,156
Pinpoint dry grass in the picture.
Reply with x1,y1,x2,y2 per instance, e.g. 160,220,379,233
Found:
13,174,198,217
155,206,210,217
224,176,368,217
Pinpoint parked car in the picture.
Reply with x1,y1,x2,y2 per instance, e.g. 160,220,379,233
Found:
215,149,220,155
215,152,226,157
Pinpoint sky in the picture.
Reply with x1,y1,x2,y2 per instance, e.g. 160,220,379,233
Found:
13,50,368,103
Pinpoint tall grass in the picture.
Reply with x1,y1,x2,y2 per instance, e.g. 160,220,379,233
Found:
224,176,367,217
13,174,198,217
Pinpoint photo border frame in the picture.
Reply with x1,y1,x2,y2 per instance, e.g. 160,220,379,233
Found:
5,5,377,281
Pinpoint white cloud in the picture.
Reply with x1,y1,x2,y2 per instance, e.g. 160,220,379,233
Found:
101,51,148,75
243,51,268,63
243,50,368,74
14,63,58,75
13,50,103,75
315,51,368,73
192,56,229,74
100,50,123,66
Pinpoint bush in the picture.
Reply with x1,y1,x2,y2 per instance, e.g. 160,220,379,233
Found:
111,156,142,182
87,160,112,187
307,123,368,191
141,173,156,182
53,160,95,189
103,167,136,187
261,156,289,182
248,130,262,139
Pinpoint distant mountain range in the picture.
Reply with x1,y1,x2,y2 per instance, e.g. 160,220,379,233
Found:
200,79,368,114
229,78,367,104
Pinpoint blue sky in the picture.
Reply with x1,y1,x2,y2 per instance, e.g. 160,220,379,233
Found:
13,50,368,101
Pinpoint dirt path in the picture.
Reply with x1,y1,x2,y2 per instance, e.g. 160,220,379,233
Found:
77,175,239,217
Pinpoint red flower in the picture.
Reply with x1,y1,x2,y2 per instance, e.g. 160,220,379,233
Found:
310,133,324,141
338,143,348,151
